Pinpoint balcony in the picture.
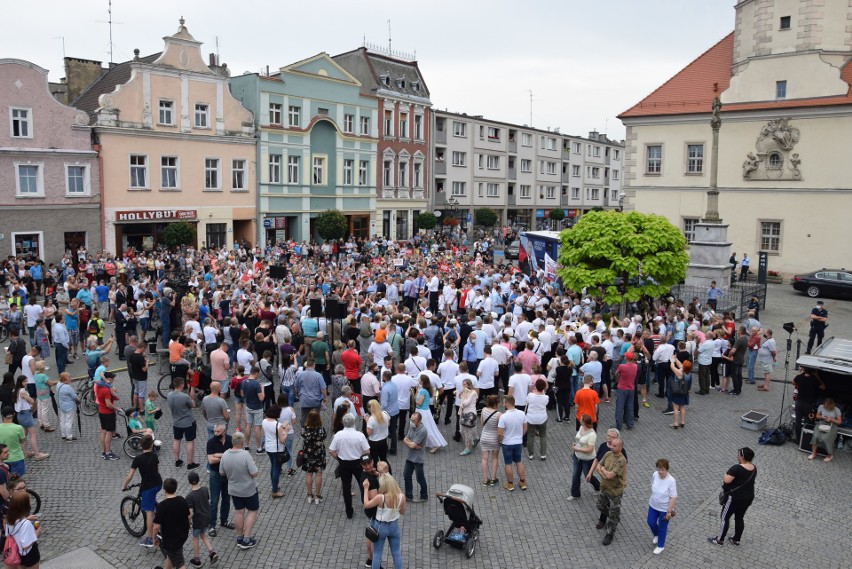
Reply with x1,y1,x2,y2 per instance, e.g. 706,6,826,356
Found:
434,191,447,206
562,146,571,161
434,160,446,176
435,128,447,145
562,171,571,183
412,189,425,201
508,139,517,153
507,193,516,206
508,166,517,181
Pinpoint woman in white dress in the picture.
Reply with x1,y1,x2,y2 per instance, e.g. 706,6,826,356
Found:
415,375,447,453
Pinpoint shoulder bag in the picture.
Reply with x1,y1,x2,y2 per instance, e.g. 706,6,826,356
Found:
275,421,291,467
365,495,383,543
718,467,756,505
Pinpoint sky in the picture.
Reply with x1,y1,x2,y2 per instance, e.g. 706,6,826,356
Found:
0,0,734,140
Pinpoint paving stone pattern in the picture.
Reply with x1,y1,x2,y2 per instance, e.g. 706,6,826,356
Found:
24,284,851,568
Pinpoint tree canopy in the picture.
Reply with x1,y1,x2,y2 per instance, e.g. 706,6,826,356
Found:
556,210,688,304
548,208,565,221
474,208,498,228
315,209,348,241
163,221,196,248
416,212,438,230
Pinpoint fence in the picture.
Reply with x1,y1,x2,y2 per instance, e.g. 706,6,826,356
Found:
669,281,767,319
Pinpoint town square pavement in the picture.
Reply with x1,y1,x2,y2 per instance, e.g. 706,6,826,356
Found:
26,283,851,568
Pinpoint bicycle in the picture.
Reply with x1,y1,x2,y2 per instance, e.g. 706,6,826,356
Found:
120,483,146,537
77,377,98,417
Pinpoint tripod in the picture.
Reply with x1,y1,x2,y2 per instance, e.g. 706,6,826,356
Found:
774,325,798,435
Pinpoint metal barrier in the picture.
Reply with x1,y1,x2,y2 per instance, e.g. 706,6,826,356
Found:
669,282,767,319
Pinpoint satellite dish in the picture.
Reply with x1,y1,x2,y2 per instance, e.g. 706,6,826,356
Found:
434,211,442,218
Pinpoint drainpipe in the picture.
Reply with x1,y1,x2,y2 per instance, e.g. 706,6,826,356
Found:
94,142,107,252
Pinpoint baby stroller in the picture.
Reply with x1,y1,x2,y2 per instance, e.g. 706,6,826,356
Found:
432,484,482,559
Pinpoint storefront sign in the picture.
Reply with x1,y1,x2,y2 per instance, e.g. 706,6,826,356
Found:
265,216,287,229
116,210,197,222
567,209,578,218
536,209,545,218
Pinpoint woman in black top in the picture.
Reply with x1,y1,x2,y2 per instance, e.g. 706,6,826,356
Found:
709,447,757,547
554,356,573,422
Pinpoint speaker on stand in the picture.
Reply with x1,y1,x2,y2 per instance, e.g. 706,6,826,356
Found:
310,298,322,318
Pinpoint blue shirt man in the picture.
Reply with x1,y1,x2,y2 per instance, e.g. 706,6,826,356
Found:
302,318,319,338
295,363,327,424
95,284,109,303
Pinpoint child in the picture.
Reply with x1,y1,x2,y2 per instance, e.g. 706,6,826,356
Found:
128,408,154,439
144,390,160,431
230,365,247,433
186,471,218,566
34,361,56,431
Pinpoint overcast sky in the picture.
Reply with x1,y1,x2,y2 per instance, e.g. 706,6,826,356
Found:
1,0,734,140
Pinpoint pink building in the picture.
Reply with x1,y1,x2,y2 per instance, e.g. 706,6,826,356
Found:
0,59,101,262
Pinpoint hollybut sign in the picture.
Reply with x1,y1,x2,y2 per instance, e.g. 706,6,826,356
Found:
116,210,197,222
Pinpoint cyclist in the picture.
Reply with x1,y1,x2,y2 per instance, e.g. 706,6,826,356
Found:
121,434,162,548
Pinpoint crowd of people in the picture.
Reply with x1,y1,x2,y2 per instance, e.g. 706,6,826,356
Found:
0,234,789,568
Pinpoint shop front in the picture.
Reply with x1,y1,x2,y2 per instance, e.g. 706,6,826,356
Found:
263,215,295,246
113,209,199,253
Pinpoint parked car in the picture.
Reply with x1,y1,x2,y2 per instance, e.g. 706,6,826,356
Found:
504,240,520,260
791,269,852,299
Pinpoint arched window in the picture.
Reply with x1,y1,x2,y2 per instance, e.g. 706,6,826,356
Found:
768,152,783,169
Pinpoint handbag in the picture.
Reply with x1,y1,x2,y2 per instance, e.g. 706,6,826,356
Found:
3,351,11,365
718,467,756,505
296,449,305,468
461,412,477,428
365,494,384,542
817,423,832,433
275,421,291,466
474,407,498,447
3,531,20,565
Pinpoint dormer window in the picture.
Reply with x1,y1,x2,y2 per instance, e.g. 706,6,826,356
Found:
411,81,420,92
380,75,390,87
397,78,406,89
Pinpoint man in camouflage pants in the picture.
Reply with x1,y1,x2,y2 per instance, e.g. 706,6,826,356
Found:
595,437,628,546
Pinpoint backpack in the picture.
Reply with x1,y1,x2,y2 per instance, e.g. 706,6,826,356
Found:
87,318,100,335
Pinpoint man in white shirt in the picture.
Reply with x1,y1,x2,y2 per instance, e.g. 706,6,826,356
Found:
329,413,370,519
507,362,532,411
515,315,533,345
391,364,418,442
436,353,459,426
497,396,528,491
652,341,675,399
489,339,513,393
476,346,500,401
367,337,392,366
404,346,427,380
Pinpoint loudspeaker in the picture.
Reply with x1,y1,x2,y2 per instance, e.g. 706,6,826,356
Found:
269,265,287,279
310,298,322,318
326,301,338,319
339,301,349,320
799,428,827,456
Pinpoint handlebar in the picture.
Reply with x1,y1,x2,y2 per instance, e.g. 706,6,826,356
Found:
123,482,141,492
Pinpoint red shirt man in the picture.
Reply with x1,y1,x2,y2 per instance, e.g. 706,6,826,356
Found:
616,353,638,391
341,341,363,388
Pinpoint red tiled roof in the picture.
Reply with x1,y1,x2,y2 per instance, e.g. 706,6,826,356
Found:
619,32,852,119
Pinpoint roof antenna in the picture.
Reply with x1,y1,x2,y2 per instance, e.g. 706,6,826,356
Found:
215,36,220,62
96,0,123,63
528,90,534,127
388,19,392,53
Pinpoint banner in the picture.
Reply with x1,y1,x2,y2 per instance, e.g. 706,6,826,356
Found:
544,253,557,280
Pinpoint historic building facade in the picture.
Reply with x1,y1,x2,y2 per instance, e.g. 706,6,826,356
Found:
71,19,256,253
334,47,431,239
620,0,852,274
229,53,378,245
0,59,101,262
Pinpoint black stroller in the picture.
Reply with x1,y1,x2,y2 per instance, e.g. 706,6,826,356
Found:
432,484,482,559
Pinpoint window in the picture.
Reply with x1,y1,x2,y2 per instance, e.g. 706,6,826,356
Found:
520,159,532,173
383,160,393,187
452,121,466,137
590,188,600,200
358,160,369,186
343,114,354,133
398,161,408,187
206,223,227,249
546,137,557,151
451,151,467,166
312,156,325,185
687,144,704,173
384,110,393,137
160,157,178,189
16,164,41,196
478,155,484,170
130,155,147,188
414,114,423,140
571,187,580,199
545,186,556,199
478,183,484,198
194,104,209,128
399,113,408,139
269,154,282,184
776,80,787,99
683,218,699,242
158,100,174,125
592,146,601,157
204,158,220,190
10,108,31,138
610,189,619,201
546,162,558,175
231,159,246,190
487,155,500,170
521,133,532,147
572,164,581,177
572,142,581,154
413,162,422,188
66,165,88,195
451,181,466,196
613,149,620,160
269,103,282,125
646,145,662,174
612,169,620,180
760,221,782,252
288,106,301,127
768,152,783,169
343,159,354,185
287,156,300,184
520,185,531,198
360,116,370,135
780,15,791,30
591,166,600,178
479,125,485,140
487,126,500,141
487,183,499,197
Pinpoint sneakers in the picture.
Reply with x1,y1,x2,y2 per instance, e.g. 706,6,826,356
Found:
653,546,664,555
409,497,427,503
101,452,107,460
307,495,315,504
707,537,724,546
208,527,217,537
652,536,658,544
237,538,257,550
566,496,576,501
503,482,515,492
518,480,528,491
459,449,471,456
727,537,740,547
528,454,534,459
175,460,184,468
286,468,297,477
314,495,324,505
139,536,154,548
189,558,202,567
602,533,614,546
105,452,119,461
187,463,200,470
256,448,265,454
663,409,674,415
540,456,546,461
604,398,611,403
209,551,219,564
642,401,650,408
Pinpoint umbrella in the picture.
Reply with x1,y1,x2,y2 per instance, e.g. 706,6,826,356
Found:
76,401,82,435
49,391,58,417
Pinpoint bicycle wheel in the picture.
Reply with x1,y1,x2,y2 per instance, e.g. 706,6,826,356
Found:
120,496,146,537
157,373,173,399
26,489,40,515
80,389,98,417
0,326,8,343
124,435,144,459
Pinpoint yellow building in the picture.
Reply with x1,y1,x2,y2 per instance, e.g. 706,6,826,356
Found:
619,0,852,275
73,19,255,253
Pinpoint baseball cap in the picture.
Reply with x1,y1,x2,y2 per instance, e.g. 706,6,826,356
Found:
360,454,373,464
816,300,824,305
625,352,635,361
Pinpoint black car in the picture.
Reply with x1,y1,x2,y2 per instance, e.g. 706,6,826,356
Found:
504,240,520,260
791,269,852,299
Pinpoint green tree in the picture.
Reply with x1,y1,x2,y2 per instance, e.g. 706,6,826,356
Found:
162,221,196,249
474,208,498,228
548,208,565,221
315,209,348,241
416,212,438,231
556,210,688,304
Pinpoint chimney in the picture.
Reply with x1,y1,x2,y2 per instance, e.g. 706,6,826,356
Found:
589,130,599,141
209,53,219,67
64,57,106,104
